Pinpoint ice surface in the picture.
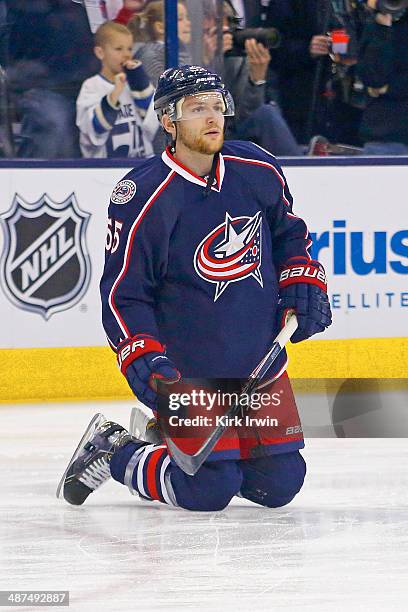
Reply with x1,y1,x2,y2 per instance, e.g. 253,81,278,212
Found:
0,401,407,611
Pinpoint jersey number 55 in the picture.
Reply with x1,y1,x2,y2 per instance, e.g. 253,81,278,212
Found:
105,218,123,254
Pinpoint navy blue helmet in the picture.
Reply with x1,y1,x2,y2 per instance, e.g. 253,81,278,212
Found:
154,65,235,120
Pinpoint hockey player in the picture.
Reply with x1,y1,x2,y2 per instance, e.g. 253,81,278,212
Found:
76,21,159,158
58,65,331,511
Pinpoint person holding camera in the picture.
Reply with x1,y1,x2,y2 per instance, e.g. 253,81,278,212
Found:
222,0,301,156
239,0,323,145
357,1,408,154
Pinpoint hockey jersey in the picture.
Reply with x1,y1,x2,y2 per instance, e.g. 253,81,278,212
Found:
76,73,159,158
101,140,312,382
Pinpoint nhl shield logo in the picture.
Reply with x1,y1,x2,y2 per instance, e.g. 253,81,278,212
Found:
0,193,91,319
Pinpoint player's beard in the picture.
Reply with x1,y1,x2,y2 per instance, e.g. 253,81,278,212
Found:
177,124,224,155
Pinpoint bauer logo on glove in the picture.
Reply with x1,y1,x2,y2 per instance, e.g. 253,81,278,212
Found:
279,263,327,290
117,335,163,372
277,257,332,344
117,334,181,410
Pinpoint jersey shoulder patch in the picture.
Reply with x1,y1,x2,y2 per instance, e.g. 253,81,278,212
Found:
109,156,165,209
110,179,137,204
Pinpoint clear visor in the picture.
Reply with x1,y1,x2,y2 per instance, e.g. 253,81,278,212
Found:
165,91,235,121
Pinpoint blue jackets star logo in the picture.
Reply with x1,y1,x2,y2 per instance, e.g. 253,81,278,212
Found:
194,211,263,301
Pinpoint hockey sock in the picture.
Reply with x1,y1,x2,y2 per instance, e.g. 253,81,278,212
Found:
110,441,177,505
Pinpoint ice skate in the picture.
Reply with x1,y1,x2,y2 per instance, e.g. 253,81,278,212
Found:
56,413,133,506
129,403,164,444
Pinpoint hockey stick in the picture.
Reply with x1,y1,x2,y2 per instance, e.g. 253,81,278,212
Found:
165,312,298,475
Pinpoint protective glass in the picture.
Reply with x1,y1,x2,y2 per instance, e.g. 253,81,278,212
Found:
165,91,235,121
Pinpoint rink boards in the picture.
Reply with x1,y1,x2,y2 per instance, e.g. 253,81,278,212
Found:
0,158,407,401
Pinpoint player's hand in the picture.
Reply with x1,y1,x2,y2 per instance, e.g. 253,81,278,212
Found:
245,38,270,83
375,12,392,26
309,35,330,57
117,334,181,410
277,257,332,343
367,84,389,97
109,72,127,106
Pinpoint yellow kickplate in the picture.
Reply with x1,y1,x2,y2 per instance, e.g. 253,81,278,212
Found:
0,337,407,403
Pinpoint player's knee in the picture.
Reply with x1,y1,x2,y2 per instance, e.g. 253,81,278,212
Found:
171,461,243,512
240,451,306,508
259,452,306,508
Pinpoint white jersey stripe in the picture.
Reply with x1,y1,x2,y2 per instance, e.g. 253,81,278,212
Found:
162,148,225,191
108,170,175,338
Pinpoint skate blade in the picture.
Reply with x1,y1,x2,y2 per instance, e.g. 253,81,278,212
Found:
56,413,107,499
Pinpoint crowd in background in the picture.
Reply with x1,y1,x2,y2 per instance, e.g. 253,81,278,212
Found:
0,0,407,159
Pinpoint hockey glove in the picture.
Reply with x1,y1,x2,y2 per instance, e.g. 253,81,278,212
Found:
277,257,332,343
117,334,180,411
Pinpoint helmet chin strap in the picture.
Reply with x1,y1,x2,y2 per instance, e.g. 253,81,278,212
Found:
161,112,177,152
170,123,178,153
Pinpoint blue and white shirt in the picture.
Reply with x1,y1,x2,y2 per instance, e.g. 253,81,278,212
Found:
76,71,159,158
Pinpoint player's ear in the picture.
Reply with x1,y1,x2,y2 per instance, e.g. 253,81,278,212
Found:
161,113,176,136
94,45,104,61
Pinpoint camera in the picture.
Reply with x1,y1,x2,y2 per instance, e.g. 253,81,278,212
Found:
226,15,281,55
232,27,281,50
373,0,408,17
355,0,408,19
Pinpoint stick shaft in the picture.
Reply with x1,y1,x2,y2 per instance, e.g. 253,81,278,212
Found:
166,313,298,475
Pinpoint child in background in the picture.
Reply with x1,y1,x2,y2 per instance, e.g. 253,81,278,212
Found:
129,1,191,86
76,21,158,158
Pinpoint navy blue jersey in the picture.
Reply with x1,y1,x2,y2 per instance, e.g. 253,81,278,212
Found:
100,141,312,379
